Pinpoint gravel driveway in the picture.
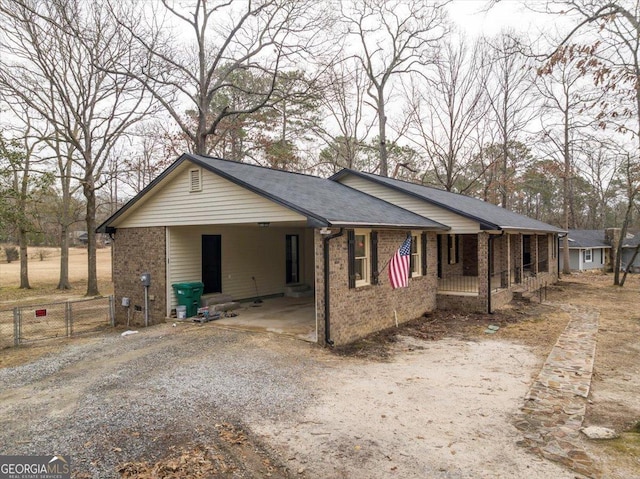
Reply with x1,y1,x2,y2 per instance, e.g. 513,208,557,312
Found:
0,323,322,478
0,321,581,479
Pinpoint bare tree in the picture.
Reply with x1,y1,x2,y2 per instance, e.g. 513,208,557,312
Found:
577,138,620,229
0,117,50,289
485,33,538,208
111,0,330,157
342,0,449,177
405,36,490,192
0,0,156,296
536,48,599,273
547,0,640,285
313,61,375,175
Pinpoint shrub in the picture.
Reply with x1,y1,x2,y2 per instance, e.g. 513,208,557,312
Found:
37,249,51,261
4,246,19,263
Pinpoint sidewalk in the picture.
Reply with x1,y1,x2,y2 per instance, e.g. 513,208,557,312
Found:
514,303,600,478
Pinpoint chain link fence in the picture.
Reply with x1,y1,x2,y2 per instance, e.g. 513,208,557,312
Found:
0,296,114,348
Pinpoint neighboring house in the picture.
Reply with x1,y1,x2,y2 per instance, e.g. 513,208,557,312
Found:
621,232,640,273
559,229,640,273
71,231,111,247
330,169,564,314
559,230,611,271
98,153,564,346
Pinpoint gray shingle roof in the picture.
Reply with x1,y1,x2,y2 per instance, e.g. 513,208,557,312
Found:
187,155,447,229
98,154,449,231
565,230,611,249
330,169,565,233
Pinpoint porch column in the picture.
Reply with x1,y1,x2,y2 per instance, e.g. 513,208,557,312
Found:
532,235,539,275
478,232,489,307
514,234,523,283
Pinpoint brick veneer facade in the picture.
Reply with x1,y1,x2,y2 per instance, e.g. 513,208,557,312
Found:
112,227,167,326
315,229,438,346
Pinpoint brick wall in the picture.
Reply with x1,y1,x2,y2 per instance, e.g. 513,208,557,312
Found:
315,229,438,346
113,227,167,326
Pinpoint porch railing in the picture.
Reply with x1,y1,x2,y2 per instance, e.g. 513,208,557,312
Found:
437,274,478,293
490,269,509,292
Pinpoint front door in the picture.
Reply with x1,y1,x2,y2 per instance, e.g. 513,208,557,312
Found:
285,234,299,284
202,235,222,294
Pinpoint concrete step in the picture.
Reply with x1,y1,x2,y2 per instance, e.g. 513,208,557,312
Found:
284,284,313,298
201,293,234,306
209,302,240,313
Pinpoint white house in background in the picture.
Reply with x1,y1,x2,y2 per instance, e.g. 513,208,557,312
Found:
560,230,611,271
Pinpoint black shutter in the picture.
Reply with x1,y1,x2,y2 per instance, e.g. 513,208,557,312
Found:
447,234,452,264
421,232,427,275
455,234,460,264
370,231,379,285
347,229,356,289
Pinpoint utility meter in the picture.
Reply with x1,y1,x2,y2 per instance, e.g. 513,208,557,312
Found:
140,272,151,286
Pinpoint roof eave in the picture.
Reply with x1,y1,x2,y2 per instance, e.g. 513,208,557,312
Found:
331,169,502,230
327,221,449,230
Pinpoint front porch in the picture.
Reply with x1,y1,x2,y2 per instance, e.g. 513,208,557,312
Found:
436,232,557,312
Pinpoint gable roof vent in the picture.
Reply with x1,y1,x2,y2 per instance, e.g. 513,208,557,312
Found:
189,168,202,192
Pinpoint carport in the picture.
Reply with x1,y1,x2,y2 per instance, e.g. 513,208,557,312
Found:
212,296,316,342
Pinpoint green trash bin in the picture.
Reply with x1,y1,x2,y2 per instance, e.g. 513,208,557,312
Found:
172,282,204,318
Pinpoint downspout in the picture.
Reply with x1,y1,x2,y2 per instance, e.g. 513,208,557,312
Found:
487,231,504,314
557,233,567,277
323,228,344,346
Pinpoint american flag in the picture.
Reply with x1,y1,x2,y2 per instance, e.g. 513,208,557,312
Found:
389,236,412,289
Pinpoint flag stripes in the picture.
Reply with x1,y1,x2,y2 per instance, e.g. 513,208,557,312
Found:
389,236,411,289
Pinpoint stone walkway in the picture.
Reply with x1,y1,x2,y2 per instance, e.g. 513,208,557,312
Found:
514,303,600,478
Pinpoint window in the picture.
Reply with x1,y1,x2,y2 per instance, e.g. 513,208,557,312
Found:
583,249,592,263
354,231,370,286
189,168,202,192
410,233,421,277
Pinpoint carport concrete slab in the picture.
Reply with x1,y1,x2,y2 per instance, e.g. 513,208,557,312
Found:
212,296,316,342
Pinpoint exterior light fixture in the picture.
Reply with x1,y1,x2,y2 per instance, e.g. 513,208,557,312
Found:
258,222,270,227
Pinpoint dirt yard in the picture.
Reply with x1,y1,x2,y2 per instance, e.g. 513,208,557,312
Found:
0,246,113,307
0,270,638,478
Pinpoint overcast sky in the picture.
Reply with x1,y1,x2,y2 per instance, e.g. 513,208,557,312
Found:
447,0,571,39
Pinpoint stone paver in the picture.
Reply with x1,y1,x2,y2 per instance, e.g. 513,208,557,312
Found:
514,303,600,478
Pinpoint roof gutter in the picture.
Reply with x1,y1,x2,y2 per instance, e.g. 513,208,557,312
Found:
323,228,344,347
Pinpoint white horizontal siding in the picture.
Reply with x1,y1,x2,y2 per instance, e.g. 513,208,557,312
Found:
115,161,306,228
339,175,480,233
167,225,311,311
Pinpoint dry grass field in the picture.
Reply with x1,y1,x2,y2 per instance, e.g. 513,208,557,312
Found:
0,245,113,308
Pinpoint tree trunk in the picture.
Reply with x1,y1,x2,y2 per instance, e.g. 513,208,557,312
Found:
84,175,100,296
57,224,71,290
562,105,571,275
378,91,388,177
19,227,30,289
58,170,72,290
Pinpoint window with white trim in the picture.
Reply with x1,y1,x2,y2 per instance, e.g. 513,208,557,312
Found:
354,230,370,287
410,233,421,277
583,249,592,263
